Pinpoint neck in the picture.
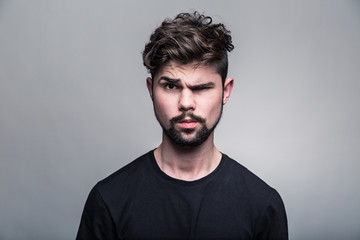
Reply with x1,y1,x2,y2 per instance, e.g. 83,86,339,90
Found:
154,132,222,181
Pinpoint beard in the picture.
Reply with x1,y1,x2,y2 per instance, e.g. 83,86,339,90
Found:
154,106,223,147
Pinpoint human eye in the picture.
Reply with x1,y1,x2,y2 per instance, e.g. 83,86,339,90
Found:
164,83,178,90
195,86,209,91
191,83,214,92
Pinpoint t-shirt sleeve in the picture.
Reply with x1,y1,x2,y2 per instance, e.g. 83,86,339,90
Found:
255,190,288,240
76,186,117,240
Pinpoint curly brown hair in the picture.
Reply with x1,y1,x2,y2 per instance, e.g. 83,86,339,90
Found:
142,11,234,83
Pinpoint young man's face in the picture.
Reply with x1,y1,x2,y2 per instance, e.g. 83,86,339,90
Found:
147,61,233,147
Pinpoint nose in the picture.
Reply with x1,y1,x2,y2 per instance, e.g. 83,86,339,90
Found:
178,89,195,111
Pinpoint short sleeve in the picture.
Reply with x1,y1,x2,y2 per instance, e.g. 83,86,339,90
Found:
76,186,118,240
255,190,288,240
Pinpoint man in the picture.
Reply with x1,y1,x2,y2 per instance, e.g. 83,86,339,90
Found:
76,11,288,239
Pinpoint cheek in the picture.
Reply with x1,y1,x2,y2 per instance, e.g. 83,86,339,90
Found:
203,92,223,109
154,95,177,119
197,94,223,120
209,99,223,116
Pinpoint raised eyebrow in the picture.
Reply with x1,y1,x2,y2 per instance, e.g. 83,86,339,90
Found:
158,76,180,84
187,82,215,90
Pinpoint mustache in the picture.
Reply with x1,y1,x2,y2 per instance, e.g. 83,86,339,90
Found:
170,112,205,124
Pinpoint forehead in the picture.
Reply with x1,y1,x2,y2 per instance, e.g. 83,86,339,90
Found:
155,61,221,83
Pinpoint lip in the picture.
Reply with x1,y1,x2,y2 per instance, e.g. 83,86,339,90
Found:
177,119,198,128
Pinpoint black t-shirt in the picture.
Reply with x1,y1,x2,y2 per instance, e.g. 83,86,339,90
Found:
76,150,288,239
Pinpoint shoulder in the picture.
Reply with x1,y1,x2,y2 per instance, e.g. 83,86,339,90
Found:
93,150,154,200
221,154,287,229
221,153,270,187
221,153,280,204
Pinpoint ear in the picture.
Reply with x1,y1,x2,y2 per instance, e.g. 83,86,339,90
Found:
146,77,153,100
223,77,234,105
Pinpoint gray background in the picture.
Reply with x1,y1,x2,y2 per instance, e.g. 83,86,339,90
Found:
1,0,359,239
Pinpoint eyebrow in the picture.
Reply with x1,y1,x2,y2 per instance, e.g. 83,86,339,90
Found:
158,76,215,90
158,76,180,84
